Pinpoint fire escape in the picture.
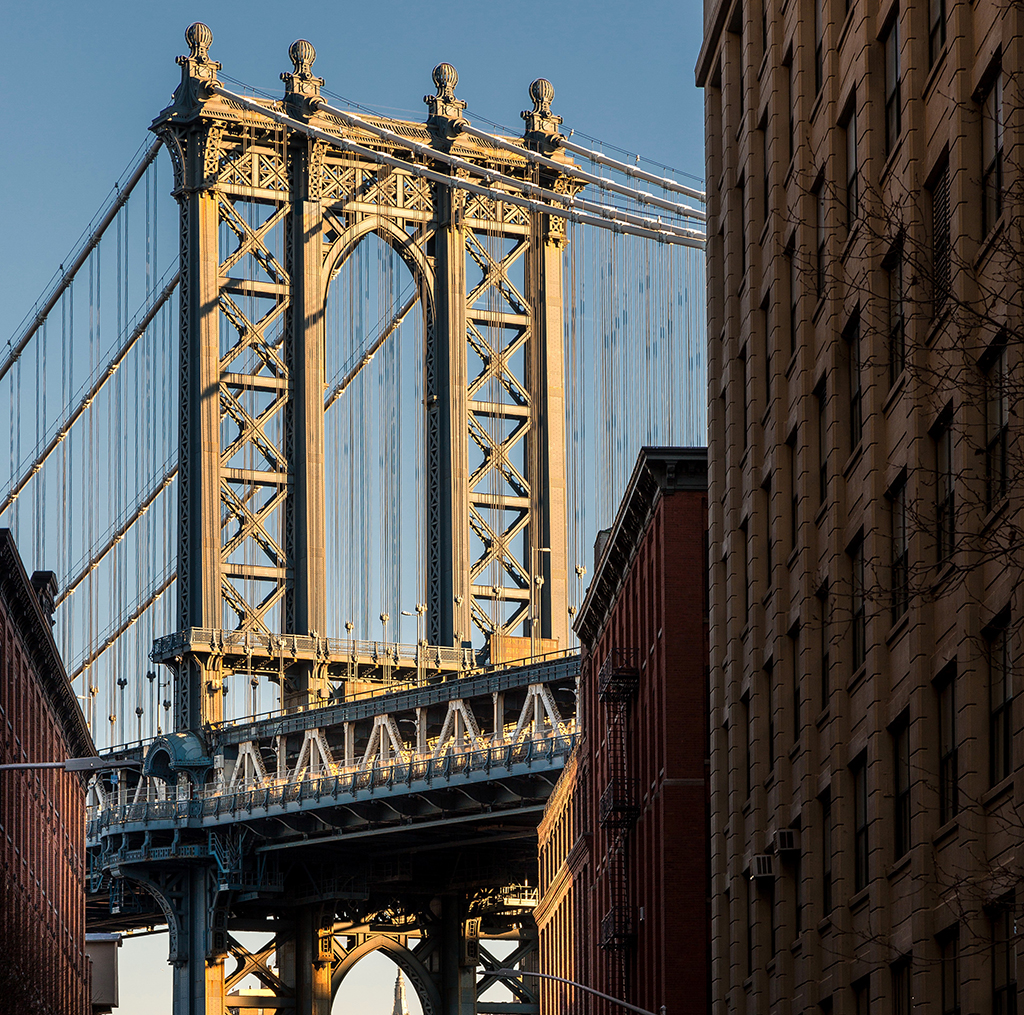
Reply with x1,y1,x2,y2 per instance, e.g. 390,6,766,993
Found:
597,647,640,998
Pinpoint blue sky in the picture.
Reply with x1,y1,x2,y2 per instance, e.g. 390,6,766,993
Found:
2,1,706,1010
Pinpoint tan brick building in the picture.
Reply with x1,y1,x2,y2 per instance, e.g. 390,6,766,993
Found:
697,0,1022,1011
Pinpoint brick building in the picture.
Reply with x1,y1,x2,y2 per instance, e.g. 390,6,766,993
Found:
698,0,1023,1011
0,529,95,1014
537,447,710,1014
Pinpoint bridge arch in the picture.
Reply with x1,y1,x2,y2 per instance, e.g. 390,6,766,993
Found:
331,935,440,1014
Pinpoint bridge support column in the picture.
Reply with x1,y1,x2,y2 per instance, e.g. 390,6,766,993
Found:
171,867,228,1015
441,897,477,1015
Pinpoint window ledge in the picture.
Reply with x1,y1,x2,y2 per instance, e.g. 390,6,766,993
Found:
847,663,868,694
882,371,906,415
758,50,770,83
983,774,1014,808
789,740,801,760
849,886,870,912
812,295,827,323
982,497,1011,535
815,707,831,730
817,916,832,935
842,441,864,479
784,156,797,189
814,501,827,527
922,47,949,100
742,798,753,817
885,613,910,646
810,91,824,124
933,818,959,845
759,218,771,247
785,347,799,380
880,137,904,184
791,937,803,956
840,223,860,262
925,304,953,348
975,215,1007,268
786,547,799,569
837,5,856,50
887,853,912,880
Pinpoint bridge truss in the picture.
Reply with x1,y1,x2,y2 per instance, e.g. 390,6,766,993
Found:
2,22,705,1014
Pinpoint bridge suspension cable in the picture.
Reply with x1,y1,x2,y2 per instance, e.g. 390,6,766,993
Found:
211,86,704,248
0,267,179,518
0,139,163,386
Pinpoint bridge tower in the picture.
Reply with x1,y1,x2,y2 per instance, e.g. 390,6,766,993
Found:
127,23,575,1015
153,25,573,735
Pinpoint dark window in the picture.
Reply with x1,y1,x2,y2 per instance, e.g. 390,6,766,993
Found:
815,182,827,297
787,57,796,163
932,157,951,314
740,347,749,449
817,384,827,506
766,663,776,771
982,71,1004,235
936,420,955,563
761,295,772,413
939,669,959,824
986,340,1009,508
940,927,960,1015
814,0,825,95
743,692,753,799
851,536,866,672
845,104,859,226
893,715,911,858
853,976,870,1015
887,245,905,386
884,17,901,155
794,847,803,934
788,241,799,354
891,480,908,623
768,876,778,957
846,313,862,451
791,626,801,743
993,895,1017,1015
821,790,833,914
741,519,750,616
990,619,1013,786
789,433,799,553
929,0,946,66
747,873,756,975
853,754,869,892
739,177,747,277
818,582,830,709
892,956,913,1015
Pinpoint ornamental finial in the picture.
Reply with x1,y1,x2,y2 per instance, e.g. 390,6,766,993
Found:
289,39,317,76
281,38,324,113
522,76,563,150
184,22,213,61
529,78,555,117
425,62,468,142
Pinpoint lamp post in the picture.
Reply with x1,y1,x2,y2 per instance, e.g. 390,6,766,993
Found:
491,969,666,1015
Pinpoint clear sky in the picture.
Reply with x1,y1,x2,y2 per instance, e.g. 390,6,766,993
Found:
2,1,706,1010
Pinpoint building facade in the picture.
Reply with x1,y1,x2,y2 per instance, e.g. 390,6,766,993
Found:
0,530,96,1014
698,1,1022,1012
537,447,709,1014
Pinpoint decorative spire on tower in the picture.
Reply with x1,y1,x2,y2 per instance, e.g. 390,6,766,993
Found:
424,62,469,143
391,970,411,1015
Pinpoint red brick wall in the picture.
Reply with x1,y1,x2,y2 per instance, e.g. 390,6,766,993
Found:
0,607,90,1015
581,488,709,1015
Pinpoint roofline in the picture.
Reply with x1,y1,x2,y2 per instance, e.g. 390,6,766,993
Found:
0,530,95,760
574,447,707,650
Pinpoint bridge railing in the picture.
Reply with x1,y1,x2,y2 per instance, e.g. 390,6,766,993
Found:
87,731,578,837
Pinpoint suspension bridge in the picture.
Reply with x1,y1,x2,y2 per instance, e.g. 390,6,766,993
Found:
1,24,705,1014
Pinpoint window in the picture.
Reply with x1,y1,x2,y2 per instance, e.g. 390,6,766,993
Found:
940,926,960,1015
789,432,799,553
938,667,959,824
741,519,750,616
992,894,1017,1015
846,313,862,451
787,55,796,163
761,294,772,413
986,339,1009,508
891,479,908,623
788,240,799,354
982,70,1004,235
738,177,747,278
892,956,913,1015
740,347,749,449
893,714,911,858
932,157,951,313
851,535,866,672
766,663,776,771
818,582,830,709
743,692,753,799
936,419,955,563
790,625,801,743
747,873,756,975
989,618,1013,786
853,976,870,1015
845,103,859,226
853,753,869,892
794,846,803,935
886,244,905,386
821,789,833,915
929,0,946,66
815,182,827,297
884,16,901,155
768,876,778,957
764,480,774,584
814,0,825,96
817,383,827,506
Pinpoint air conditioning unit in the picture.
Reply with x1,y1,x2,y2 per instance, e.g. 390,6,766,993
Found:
750,854,776,879
774,828,800,854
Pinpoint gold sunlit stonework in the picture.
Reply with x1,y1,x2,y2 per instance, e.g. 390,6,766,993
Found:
154,25,579,730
